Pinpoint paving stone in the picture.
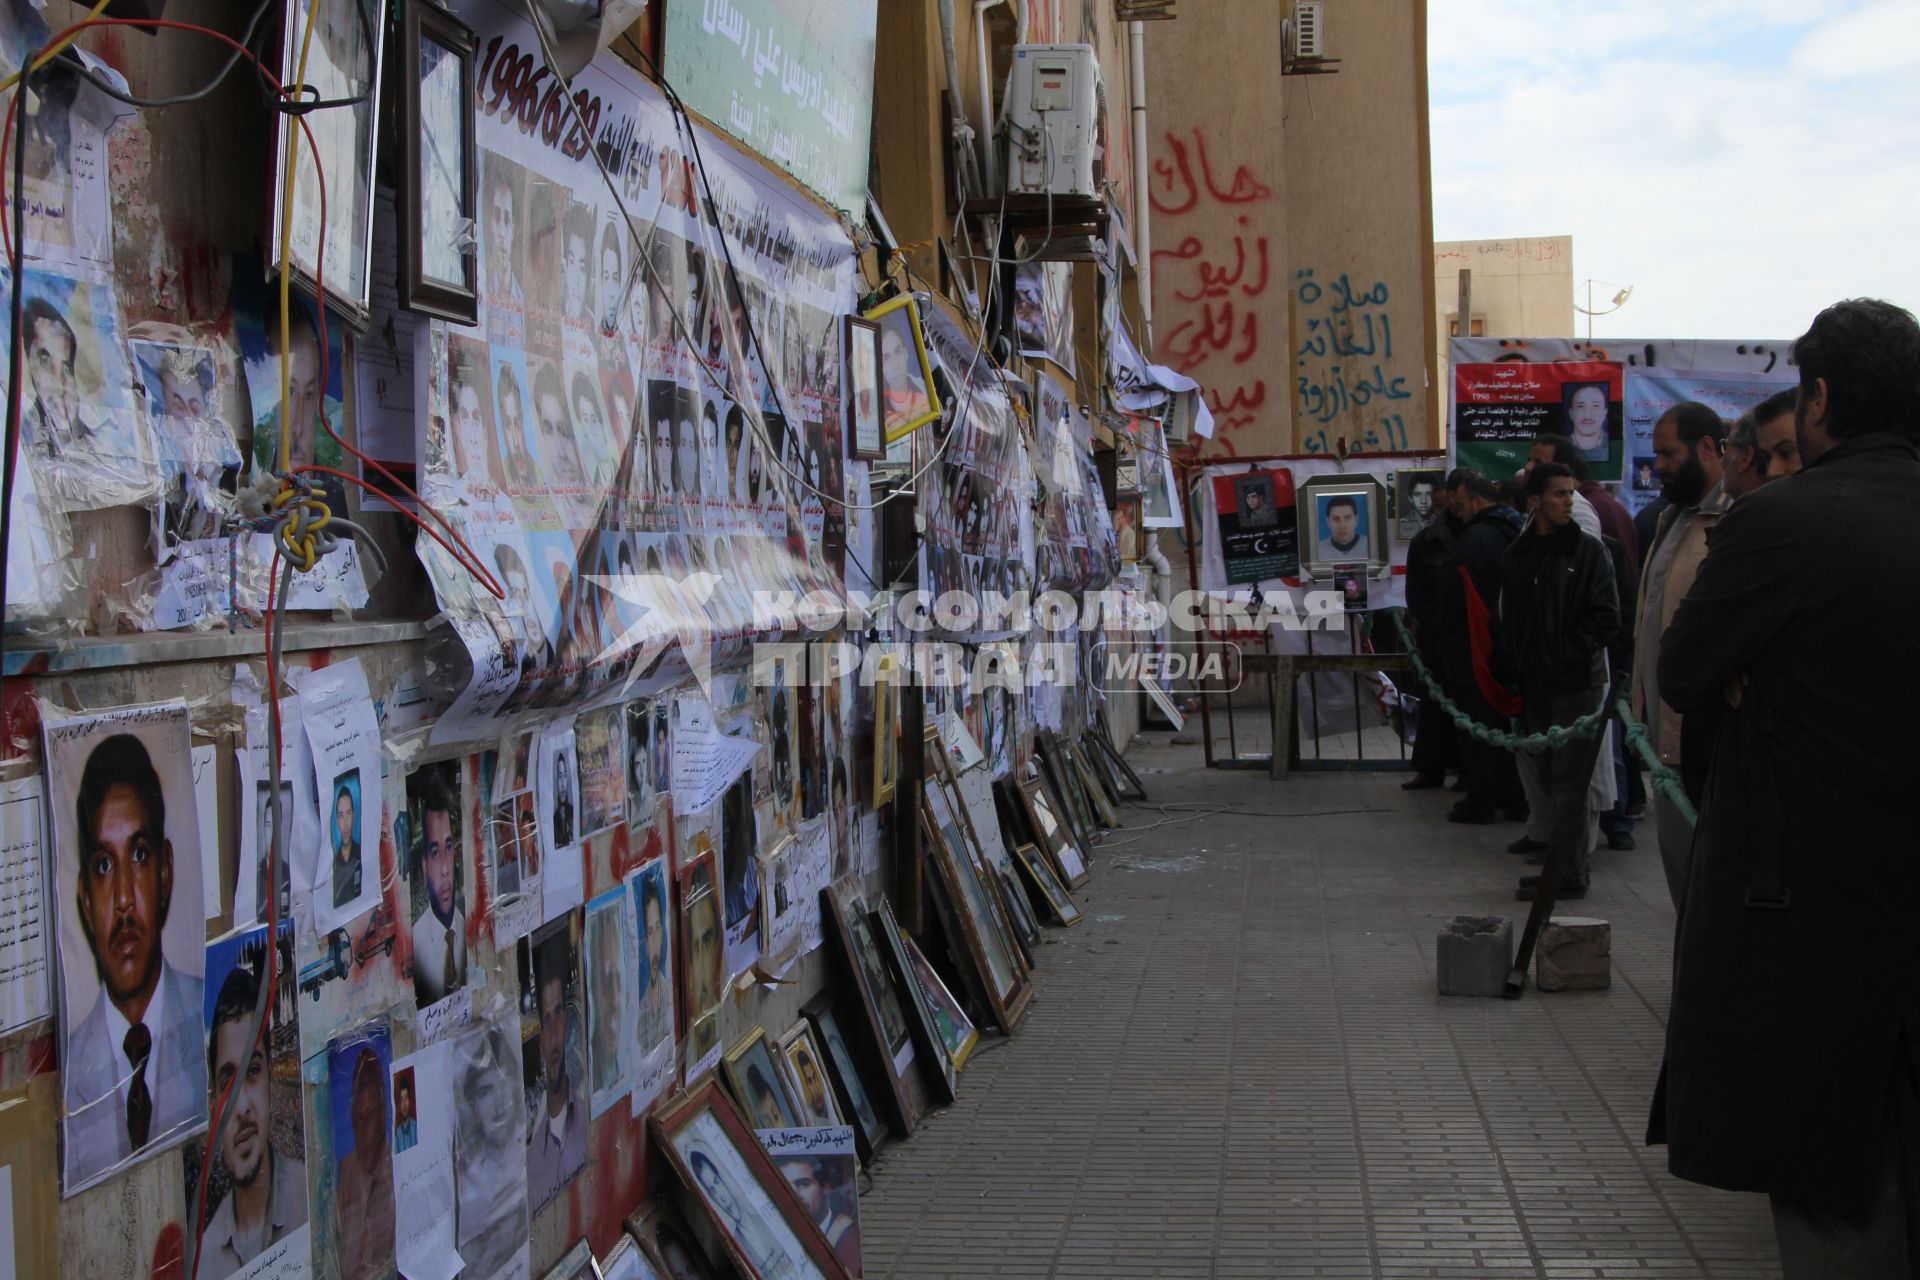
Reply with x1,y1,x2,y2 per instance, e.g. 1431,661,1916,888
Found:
1536,916,1613,993
855,741,1778,1279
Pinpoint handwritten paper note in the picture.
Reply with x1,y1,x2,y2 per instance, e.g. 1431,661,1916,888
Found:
0,778,51,1036
670,697,763,816
392,1040,463,1280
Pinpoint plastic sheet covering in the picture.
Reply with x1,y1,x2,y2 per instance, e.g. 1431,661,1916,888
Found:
415,11,857,746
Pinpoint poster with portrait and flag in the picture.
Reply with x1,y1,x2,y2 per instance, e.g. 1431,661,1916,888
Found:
1453,360,1624,483
1211,466,1297,584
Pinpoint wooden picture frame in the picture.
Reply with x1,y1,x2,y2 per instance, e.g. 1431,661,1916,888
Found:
801,992,889,1165
1018,776,1088,889
678,838,725,1078
397,0,479,324
651,1081,856,1280
596,1232,649,1280
1014,841,1083,927
901,932,978,1070
920,792,1032,1034
538,1239,597,1280
722,1028,802,1130
1038,735,1097,840
925,728,1034,972
1092,716,1147,801
822,878,928,1134
871,896,957,1103
844,314,885,461
775,1019,843,1127
628,1199,728,1279
864,293,944,444
1070,742,1119,829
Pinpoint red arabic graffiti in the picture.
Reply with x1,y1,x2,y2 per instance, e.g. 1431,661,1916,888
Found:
1150,129,1273,214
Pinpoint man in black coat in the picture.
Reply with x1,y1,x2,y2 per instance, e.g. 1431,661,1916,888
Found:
1403,473,1463,789
1650,298,1920,1275
1500,463,1618,898
1437,470,1526,823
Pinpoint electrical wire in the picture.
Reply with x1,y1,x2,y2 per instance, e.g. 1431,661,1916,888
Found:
0,0,110,94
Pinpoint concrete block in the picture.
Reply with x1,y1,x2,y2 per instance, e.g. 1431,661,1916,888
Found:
1437,915,1512,997
1536,915,1611,992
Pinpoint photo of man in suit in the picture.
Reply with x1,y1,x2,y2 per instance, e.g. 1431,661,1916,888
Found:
409,765,466,1007
526,929,587,1211
59,729,208,1192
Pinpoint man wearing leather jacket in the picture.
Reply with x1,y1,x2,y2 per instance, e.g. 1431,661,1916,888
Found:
1500,462,1619,899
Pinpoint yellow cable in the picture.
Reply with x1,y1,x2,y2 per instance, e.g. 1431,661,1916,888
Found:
0,0,113,95
275,0,324,567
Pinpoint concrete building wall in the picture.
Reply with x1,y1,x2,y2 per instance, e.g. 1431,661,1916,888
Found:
1432,235,1575,437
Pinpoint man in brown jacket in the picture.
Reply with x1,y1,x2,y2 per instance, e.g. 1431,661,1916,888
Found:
1629,401,1727,908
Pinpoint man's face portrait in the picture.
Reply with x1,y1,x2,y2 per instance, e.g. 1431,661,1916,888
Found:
79,773,174,1010
26,313,76,414
213,1018,269,1188
422,805,456,921
282,320,323,467
794,1047,828,1115
598,240,623,330
780,1159,824,1216
1327,500,1358,545
563,231,589,318
334,789,356,856
643,892,666,975
453,382,487,471
538,970,569,1106
675,416,699,493
688,891,720,1004
652,417,674,488
488,182,515,278
536,390,584,487
1410,481,1435,519
158,365,207,425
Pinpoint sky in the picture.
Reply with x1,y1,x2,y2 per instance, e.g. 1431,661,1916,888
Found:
1427,0,1920,340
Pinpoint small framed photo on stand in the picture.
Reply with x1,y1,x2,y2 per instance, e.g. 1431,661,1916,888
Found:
398,0,479,324
863,294,943,444
844,314,885,460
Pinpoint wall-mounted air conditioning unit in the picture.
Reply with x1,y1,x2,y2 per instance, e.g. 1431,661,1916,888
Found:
1004,44,1104,198
1291,1,1325,59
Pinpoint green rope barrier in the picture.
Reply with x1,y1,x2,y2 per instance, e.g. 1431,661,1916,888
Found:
1613,697,1697,826
1386,611,1698,827
1388,612,1608,755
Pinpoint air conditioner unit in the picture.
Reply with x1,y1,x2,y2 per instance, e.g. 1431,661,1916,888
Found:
1004,44,1104,198
1289,1,1325,60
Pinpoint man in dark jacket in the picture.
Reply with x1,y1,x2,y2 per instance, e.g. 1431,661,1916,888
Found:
1500,462,1618,898
1402,473,1462,789
1437,470,1526,823
1650,298,1920,1275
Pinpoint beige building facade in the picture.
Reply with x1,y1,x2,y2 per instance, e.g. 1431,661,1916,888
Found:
1432,235,1576,436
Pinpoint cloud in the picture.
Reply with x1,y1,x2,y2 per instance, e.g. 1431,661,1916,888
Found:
1429,0,1920,339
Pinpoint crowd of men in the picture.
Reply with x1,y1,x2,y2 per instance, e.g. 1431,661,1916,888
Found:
1405,298,1920,1276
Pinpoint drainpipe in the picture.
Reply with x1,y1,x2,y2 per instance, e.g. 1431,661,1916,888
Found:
937,0,983,199
1129,19,1153,349
974,0,1006,193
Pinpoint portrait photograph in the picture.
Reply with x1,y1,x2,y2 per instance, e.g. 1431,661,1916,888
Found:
327,768,366,913
864,294,941,444
762,1128,862,1277
627,854,676,1058
525,918,588,1214
824,879,925,1136
326,1023,396,1280
654,1086,851,1280
45,703,209,1196
128,337,240,547
196,924,309,1280
1314,493,1370,564
10,264,151,506
902,931,980,1070
632,1198,728,1280
722,1029,801,1131
398,0,476,322
246,778,294,927
585,884,637,1119
272,0,386,318
1297,474,1388,574
1335,564,1371,612
406,760,467,1008
679,840,725,1076
625,698,656,820
802,998,886,1165
1395,467,1445,538
574,704,625,838
873,896,956,1102
392,1066,419,1154
1632,456,1659,492
1233,473,1279,529
1013,841,1083,928
1018,776,1087,888
778,1022,843,1128
234,269,348,515
921,791,1028,1034
843,314,884,461
451,1015,531,1280
1561,377,1621,467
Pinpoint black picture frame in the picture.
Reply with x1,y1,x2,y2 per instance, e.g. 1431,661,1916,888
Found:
844,314,885,461
398,0,479,324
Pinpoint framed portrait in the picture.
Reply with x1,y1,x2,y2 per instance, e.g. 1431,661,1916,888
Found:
1069,743,1119,830
270,0,387,323
926,729,1035,968
679,838,725,1078
801,993,889,1165
1017,776,1088,889
597,1233,650,1280
870,898,957,1103
901,932,978,1070
650,1081,856,1280
862,293,943,444
722,1029,802,1131
843,315,884,461
397,0,477,323
628,1199,729,1280
1394,467,1445,539
1297,472,1389,575
920,787,1032,1035
539,1239,598,1280
822,877,928,1135
776,1020,843,1127
1014,841,1083,927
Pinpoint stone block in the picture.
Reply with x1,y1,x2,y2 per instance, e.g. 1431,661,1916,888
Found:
1437,915,1512,997
1536,915,1611,992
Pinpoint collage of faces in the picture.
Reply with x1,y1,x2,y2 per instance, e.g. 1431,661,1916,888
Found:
417,146,858,714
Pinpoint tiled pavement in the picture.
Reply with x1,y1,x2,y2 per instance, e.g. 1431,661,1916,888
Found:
858,736,1782,1279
